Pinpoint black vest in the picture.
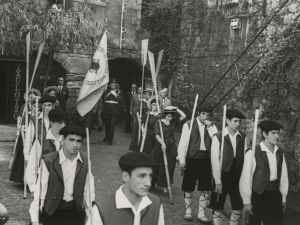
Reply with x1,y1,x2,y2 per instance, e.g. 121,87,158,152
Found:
252,144,283,194
98,192,161,225
43,151,88,216
215,130,246,171
186,119,212,158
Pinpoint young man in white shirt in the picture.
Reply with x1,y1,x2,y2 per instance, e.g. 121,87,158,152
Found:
177,103,218,223
211,109,247,225
26,108,68,194
29,124,95,225
240,120,288,225
97,152,164,225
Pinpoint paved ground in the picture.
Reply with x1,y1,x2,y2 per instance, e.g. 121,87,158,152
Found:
0,120,240,225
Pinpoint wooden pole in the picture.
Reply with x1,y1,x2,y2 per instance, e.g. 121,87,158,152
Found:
139,111,150,153
20,41,45,120
24,32,30,199
217,104,226,202
86,128,93,225
154,84,173,204
35,98,40,176
148,50,172,204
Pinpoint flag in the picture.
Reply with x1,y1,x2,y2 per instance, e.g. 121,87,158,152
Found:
141,39,149,66
76,32,109,116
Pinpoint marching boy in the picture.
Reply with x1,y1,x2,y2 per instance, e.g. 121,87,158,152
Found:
211,109,248,225
240,120,288,225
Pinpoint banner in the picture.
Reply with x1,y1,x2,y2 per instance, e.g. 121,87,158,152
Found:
77,32,109,116
141,39,149,66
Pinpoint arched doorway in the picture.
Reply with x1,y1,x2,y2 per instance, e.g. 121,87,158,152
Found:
108,58,151,93
0,52,66,124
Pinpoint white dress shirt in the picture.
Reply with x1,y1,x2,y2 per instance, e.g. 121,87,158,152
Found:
24,113,50,160
26,129,63,192
177,119,218,164
211,127,248,184
97,185,164,225
239,141,289,204
29,150,95,222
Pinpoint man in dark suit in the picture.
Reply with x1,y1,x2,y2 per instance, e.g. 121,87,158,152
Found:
115,82,125,125
124,83,137,133
102,79,121,145
56,77,69,110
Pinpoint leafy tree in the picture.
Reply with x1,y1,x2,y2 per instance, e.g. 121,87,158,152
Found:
0,0,101,55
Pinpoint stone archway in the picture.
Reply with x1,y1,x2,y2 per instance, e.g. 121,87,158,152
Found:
108,57,151,93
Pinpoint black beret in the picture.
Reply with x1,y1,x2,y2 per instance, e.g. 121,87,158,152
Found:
197,103,213,113
39,95,56,104
59,124,86,138
226,109,246,119
118,152,158,171
258,120,283,132
48,108,69,122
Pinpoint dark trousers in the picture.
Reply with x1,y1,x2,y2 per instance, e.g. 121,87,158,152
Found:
248,190,283,225
211,160,243,211
41,209,86,225
125,111,132,132
103,113,116,142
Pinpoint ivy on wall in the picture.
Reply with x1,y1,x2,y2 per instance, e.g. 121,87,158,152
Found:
141,0,182,87
239,18,300,120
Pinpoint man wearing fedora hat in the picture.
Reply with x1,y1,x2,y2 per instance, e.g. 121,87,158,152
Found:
97,152,164,225
240,120,288,225
177,102,218,223
211,109,248,225
102,79,121,145
29,124,95,225
26,108,68,194
45,86,61,108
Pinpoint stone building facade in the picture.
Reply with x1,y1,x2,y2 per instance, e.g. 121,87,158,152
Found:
55,0,145,109
169,0,300,222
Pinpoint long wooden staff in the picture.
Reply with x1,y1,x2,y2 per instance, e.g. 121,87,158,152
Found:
34,97,40,176
23,32,30,199
139,110,150,153
217,104,227,202
246,109,259,222
148,50,173,204
138,39,149,143
86,128,93,225
140,50,163,151
180,94,198,176
20,41,45,120
9,119,21,170
43,49,55,91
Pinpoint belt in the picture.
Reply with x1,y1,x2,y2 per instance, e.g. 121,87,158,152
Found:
265,180,278,191
58,200,76,210
106,100,118,104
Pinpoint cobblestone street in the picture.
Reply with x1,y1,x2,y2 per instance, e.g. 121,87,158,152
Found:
0,122,233,225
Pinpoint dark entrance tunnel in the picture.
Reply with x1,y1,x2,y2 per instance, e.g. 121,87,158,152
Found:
108,58,151,93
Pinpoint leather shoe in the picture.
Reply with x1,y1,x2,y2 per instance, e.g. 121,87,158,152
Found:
102,137,107,142
108,141,112,145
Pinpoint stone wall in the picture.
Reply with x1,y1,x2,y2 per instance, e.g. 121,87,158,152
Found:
55,0,143,109
171,0,300,221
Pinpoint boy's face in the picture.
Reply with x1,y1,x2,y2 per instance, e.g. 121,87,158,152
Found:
263,130,280,145
123,167,153,197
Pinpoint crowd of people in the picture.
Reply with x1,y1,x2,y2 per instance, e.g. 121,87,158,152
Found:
4,78,289,225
